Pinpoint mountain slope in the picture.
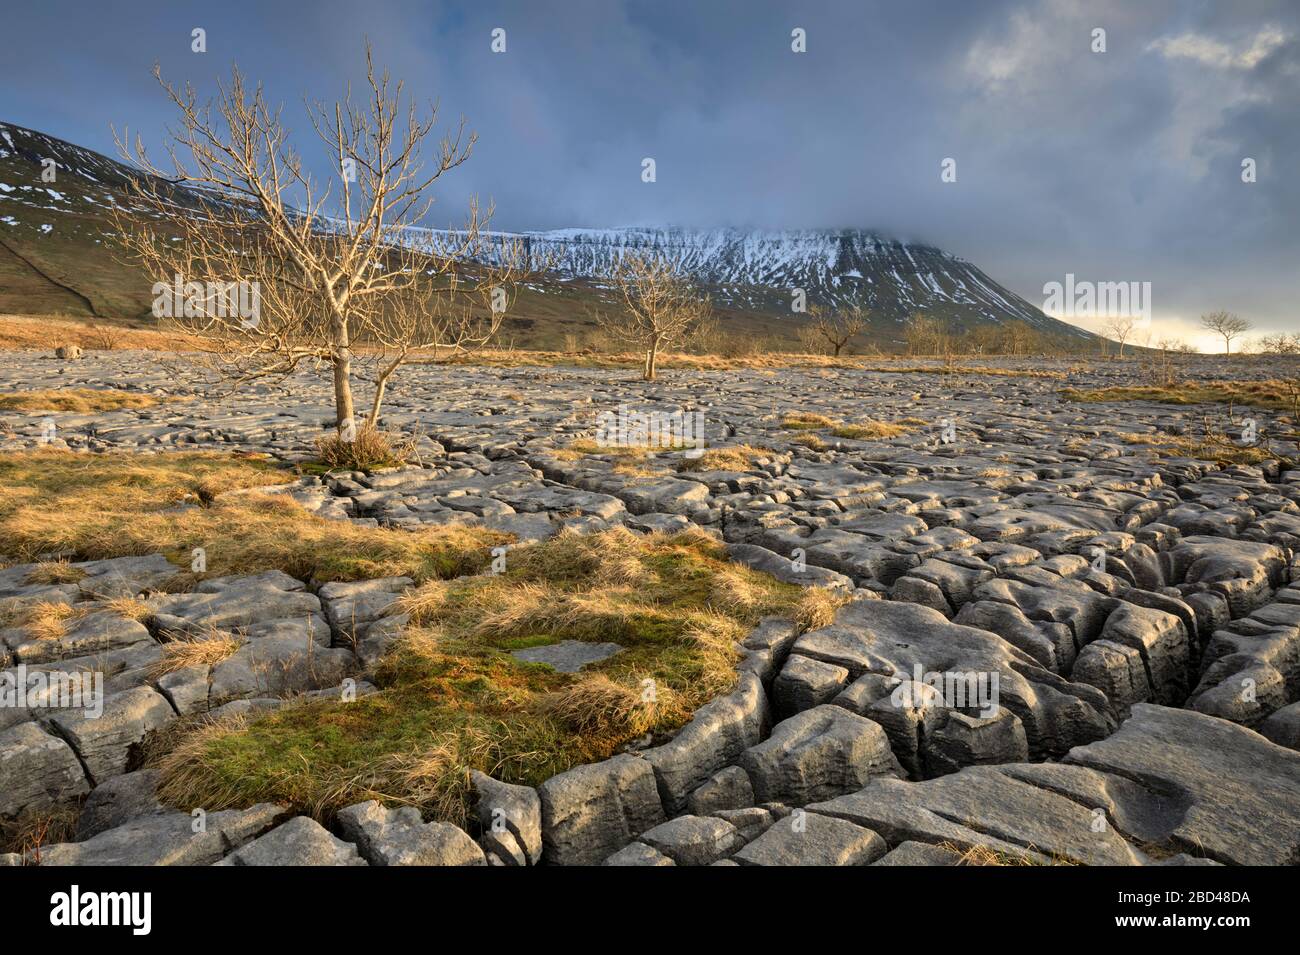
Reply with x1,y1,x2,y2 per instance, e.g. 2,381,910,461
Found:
433,226,1088,337
0,121,1098,350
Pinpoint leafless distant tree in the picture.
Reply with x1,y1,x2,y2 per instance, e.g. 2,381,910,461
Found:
806,305,868,356
1258,332,1300,355
1104,315,1138,357
904,312,951,356
1200,311,1253,356
112,42,525,433
598,254,709,380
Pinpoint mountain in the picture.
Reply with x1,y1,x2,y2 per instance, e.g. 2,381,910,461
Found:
0,120,1098,351
436,226,1089,335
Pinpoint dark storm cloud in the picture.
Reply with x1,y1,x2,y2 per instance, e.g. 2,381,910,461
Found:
0,0,1295,335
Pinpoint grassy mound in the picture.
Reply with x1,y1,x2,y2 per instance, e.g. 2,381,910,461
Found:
0,450,507,582
1060,380,1300,417
780,411,925,441
0,388,163,412
155,527,838,824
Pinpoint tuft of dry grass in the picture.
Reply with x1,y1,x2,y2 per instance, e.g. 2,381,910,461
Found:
542,674,661,739
939,841,1043,866
828,419,914,440
782,411,916,442
314,425,413,472
1110,426,1281,466
18,601,75,641
0,389,162,413
0,804,81,859
1061,379,1300,418
781,411,837,430
676,444,774,472
150,629,243,678
101,596,153,622
22,561,86,585
794,587,852,632
790,433,826,451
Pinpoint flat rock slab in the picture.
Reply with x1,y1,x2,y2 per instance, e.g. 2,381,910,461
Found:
32,804,284,866
732,811,887,866
1063,703,1300,865
511,639,623,672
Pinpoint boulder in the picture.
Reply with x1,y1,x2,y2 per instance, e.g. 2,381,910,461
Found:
643,672,768,813
216,816,366,866
335,800,484,866
732,811,887,866
739,705,902,805
75,768,165,840
638,815,744,866
603,842,675,866
0,722,89,820
537,754,665,866
50,686,176,783
685,765,755,815
470,771,543,865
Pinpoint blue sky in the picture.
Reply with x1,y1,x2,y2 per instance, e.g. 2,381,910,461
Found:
1,0,1296,342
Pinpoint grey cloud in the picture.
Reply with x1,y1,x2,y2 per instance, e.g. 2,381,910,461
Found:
0,0,1294,333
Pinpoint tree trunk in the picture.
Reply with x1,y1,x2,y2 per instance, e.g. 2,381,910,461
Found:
368,352,407,429
330,313,355,434
645,338,660,381
832,342,843,356
333,353,354,433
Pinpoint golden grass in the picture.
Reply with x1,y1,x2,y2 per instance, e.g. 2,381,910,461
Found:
435,348,1071,376
676,444,774,473
1111,428,1280,466
542,674,663,739
781,411,917,442
22,560,85,585
314,425,413,472
0,315,1071,377
781,411,837,430
0,314,199,352
101,596,153,622
829,419,915,440
0,451,509,583
550,438,675,476
1061,379,1300,416
150,629,243,677
0,389,161,413
790,433,826,451
154,526,819,825
793,587,852,632
17,601,75,641
938,842,1043,866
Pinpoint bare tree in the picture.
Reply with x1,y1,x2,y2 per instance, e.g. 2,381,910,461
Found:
1258,332,1300,355
598,254,709,380
1104,315,1137,357
1200,311,1253,356
111,42,525,434
806,305,868,357
904,312,951,356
